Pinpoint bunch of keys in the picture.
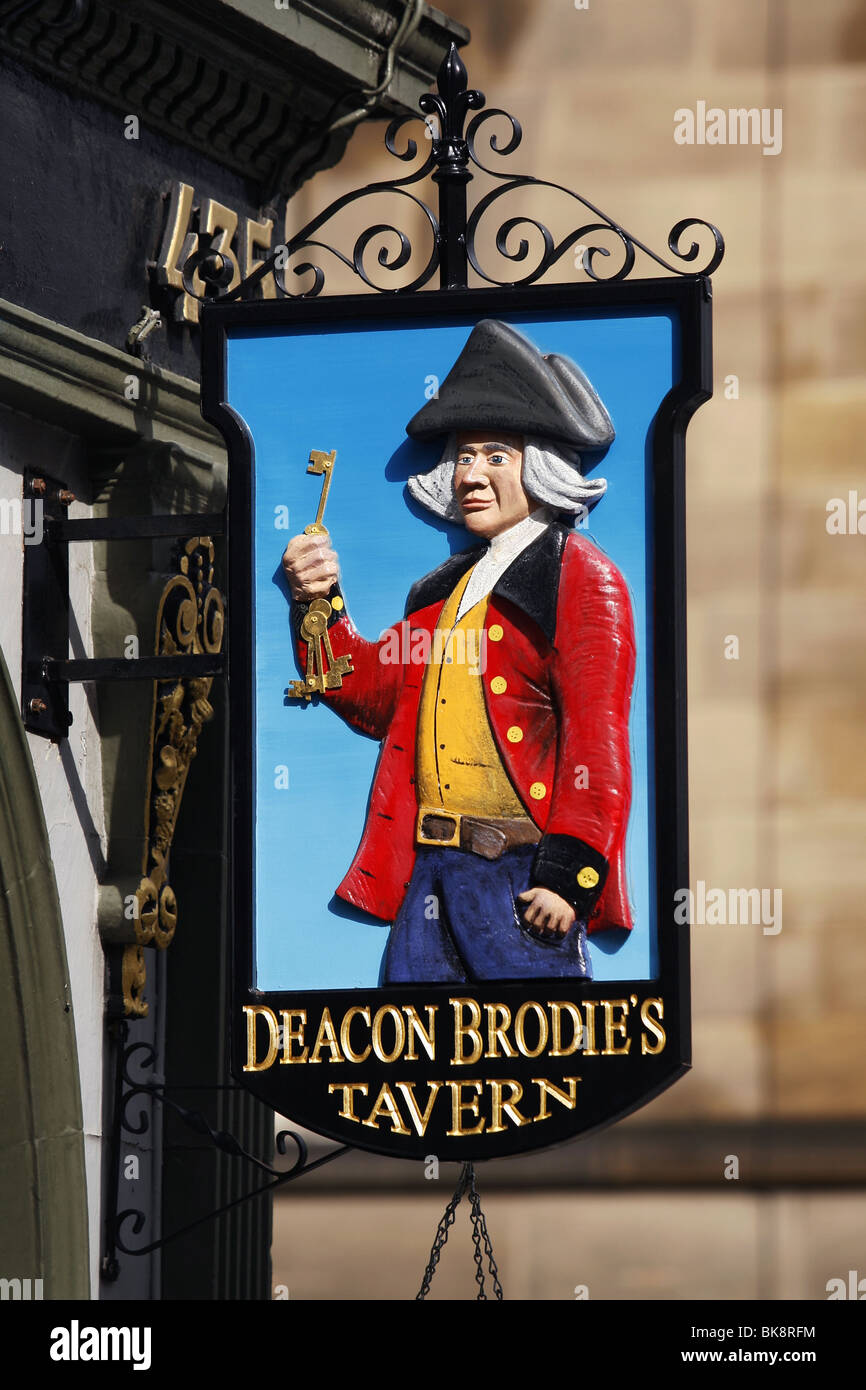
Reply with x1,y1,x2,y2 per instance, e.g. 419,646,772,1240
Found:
288,448,354,701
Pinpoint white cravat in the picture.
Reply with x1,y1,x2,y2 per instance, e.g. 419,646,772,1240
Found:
455,508,552,621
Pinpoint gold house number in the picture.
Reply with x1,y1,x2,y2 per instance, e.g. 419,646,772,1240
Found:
155,181,279,324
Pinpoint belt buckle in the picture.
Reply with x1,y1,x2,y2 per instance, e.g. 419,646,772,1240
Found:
416,807,462,849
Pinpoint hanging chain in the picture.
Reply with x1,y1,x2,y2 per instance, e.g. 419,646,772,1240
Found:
416,1164,468,1299
416,1162,503,1301
467,1164,504,1300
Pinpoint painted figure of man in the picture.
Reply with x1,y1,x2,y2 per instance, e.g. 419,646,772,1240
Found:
282,319,636,984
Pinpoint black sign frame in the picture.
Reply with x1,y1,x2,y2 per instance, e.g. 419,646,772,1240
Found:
201,272,708,1161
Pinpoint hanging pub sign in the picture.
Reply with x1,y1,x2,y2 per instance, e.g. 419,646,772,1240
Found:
199,45,722,1161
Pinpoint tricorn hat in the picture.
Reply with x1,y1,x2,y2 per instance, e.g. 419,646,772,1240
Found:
405,319,614,450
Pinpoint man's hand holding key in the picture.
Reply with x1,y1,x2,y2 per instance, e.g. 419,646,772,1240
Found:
281,532,340,602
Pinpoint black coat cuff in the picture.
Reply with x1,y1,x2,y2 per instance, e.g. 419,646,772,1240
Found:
532,834,609,919
292,584,346,641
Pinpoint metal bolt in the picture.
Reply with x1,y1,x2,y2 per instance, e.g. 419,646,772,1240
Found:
59,489,76,506
28,697,47,715
30,477,47,496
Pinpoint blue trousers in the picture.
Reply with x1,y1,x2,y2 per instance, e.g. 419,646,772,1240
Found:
383,844,592,984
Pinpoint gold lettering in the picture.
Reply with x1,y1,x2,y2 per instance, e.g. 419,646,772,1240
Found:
487,1079,528,1133
395,1081,442,1137
450,997,483,1065
308,1007,344,1064
485,1003,517,1059
533,1076,580,1120
402,1004,436,1061
548,1001,583,1057
640,997,666,1055
514,1001,549,1059
200,197,240,294
583,1000,599,1055
328,1083,368,1121
446,1080,485,1136
155,180,202,323
372,1005,406,1063
278,1008,309,1064
362,1083,411,1134
243,1004,279,1072
340,1006,372,1064
240,215,275,296
602,999,632,1055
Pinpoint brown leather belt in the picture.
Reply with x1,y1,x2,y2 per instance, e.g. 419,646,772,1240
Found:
416,806,540,861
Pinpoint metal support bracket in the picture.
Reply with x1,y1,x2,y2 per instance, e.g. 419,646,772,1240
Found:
20,469,225,741
101,1023,350,1280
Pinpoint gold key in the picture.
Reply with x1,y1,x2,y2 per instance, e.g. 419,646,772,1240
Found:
287,450,354,701
288,599,354,700
319,624,353,690
303,449,336,536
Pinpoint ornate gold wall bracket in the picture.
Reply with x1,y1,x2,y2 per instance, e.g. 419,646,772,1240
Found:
122,537,225,1017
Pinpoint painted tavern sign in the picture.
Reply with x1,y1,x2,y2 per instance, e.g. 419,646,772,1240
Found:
198,46,721,1161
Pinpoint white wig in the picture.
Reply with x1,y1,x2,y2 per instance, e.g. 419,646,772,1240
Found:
407,433,607,523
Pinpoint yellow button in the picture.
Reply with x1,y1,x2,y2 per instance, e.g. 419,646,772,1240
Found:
529,781,546,800
331,595,344,611
488,624,503,642
490,676,507,694
577,867,599,889
506,726,523,743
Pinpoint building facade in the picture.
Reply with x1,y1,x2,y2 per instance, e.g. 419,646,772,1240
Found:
0,0,466,1301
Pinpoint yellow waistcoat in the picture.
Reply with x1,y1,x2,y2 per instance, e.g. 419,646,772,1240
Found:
415,569,528,819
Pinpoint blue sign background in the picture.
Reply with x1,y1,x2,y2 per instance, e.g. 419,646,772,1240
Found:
227,308,675,990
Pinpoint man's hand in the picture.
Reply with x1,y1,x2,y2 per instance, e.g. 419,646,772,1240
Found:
517,886,576,939
281,533,340,602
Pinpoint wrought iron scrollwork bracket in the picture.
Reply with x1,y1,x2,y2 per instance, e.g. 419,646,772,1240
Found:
183,41,724,306
21,477,226,742
101,1023,350,1280
22,480,228,1017
116,535,226,1019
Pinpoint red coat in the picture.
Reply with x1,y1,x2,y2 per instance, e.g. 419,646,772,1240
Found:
297,524,636,933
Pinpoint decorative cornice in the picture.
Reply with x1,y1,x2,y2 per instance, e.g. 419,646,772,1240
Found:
0,297,222,457
0,0,469,197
